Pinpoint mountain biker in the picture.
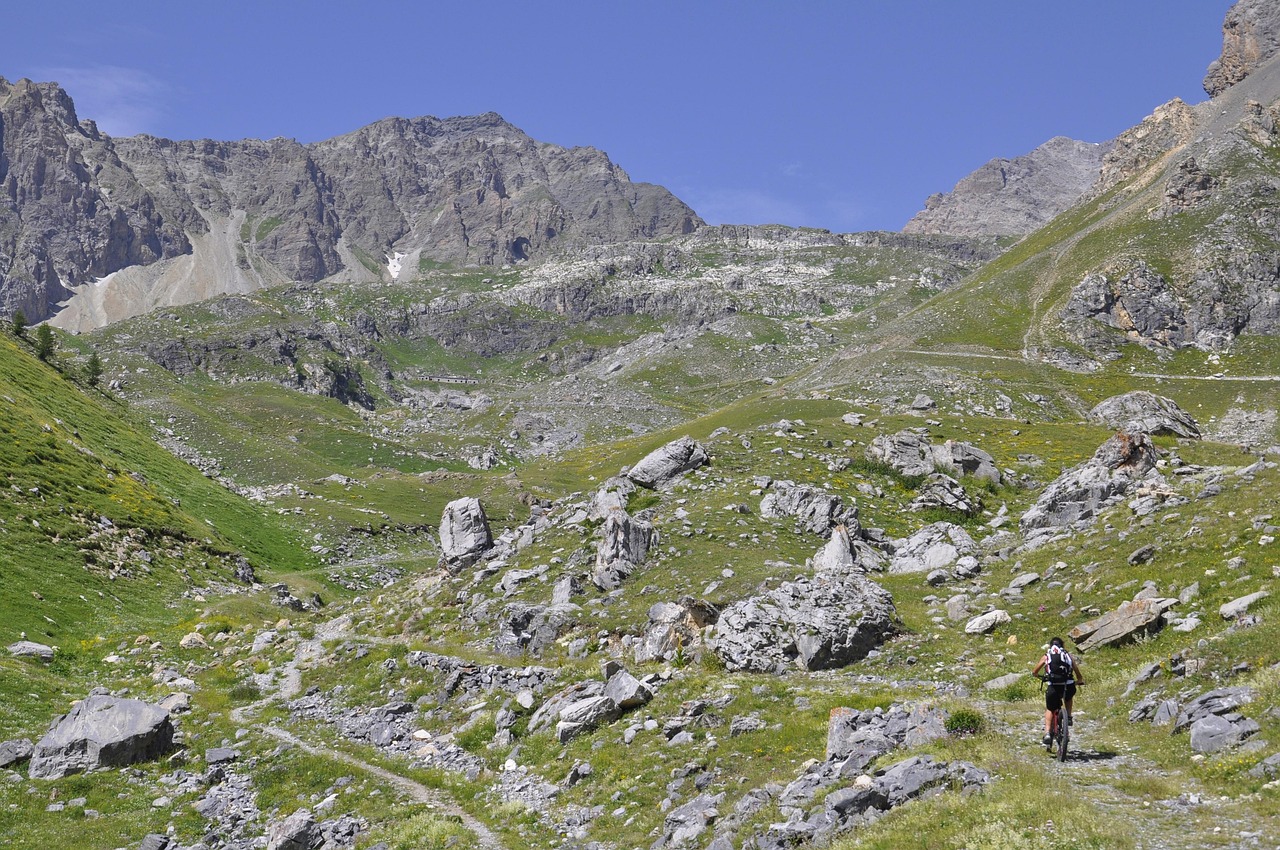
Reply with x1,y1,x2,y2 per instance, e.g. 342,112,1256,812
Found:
1031,636,1084,746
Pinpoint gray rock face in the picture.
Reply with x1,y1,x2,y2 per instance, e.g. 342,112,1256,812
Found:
0,738,33,768
0,78,191,323
1174,687,1257,732
28,695,175,779
592,509,658,590
6,640,54,661
0,76,702,325
866,431,1000,484
889,522,977,574
1064,256,1280,354
910,473,978,516
903,136,1108,238
1064,262,1190,349
266,808,322,850
1220,590,1270,619
1068,598,1175,652
1190,714,1260,753
634,597,719,664
603,669,653,710
439,497,493,567
759,480,860,537
626,436,709,489
588,476,636,520
1020,431,1158,539
653,792,723,849
1204,0,1280,97
964,609,1011,635
866,430,935,477
494,602,579,656
1090,391,1201,438
711,567,896,673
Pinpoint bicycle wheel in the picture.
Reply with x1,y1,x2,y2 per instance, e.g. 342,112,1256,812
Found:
1057,706,1069,761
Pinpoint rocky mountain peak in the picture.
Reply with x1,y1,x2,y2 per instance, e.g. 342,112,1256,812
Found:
902,135,1109,238
0,79,702,327
1204,0,1280,97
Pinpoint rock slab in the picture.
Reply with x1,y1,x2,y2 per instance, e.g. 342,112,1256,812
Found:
29,695,175,779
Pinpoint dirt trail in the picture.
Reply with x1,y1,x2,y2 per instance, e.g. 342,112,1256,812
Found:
989,702,1269,850
231,615,506,850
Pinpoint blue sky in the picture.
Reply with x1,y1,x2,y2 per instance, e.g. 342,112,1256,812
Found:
3,1,1232,232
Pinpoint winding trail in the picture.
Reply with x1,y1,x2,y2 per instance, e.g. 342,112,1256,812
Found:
230,615,505,850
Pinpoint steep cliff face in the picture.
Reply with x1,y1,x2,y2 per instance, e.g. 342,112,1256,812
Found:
1204,0,1280,97
902,136,1109,238
0,78,190,321
0,80,702,326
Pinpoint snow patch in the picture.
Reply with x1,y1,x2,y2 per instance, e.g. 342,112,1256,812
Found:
93,271,119,288
387,252,406,281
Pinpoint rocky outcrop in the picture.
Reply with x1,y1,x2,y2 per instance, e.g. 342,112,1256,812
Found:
1064,263,1190,349
711,534,897,673
1204,0,1280,97
1095,99,1197,194
759,480,860,537
625,436,709,489
903,136,1108,238
910,473,978,516
1089,391,1201,438
889,522,977,574
1020,431,1158,540
439,497,493,568
592,509,658,590
634,597,719,664
0,77,191,323
866,431,1000,484
1065,254,1280,354
28,695,175,779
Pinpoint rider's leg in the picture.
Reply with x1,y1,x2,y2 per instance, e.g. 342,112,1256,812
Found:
1064,695,1073,723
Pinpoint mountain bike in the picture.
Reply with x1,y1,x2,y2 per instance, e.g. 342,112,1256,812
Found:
1037,676,1081,761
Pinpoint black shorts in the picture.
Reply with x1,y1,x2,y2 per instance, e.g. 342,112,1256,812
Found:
1046,682,1076,712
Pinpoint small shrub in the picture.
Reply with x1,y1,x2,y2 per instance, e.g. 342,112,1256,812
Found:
945,707,986,736
228,680,261,704
387,811,473,850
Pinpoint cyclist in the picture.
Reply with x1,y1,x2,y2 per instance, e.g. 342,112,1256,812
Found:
1031,637,1084,746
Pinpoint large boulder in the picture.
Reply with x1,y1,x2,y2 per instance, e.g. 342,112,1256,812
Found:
1069,597,1175,652
592,510,658,590
866,430,935,477
266,808,322,850
711,572,897,673
28,695,175,779
889,522,978,574
588,476,636,520
634,597,719,664
439,497,493,567
933,440,1002,484
1089,392,1201,438
1021,431,1159,539
759,480,859,537
909,474,978,516
626,436,709,489
7,640,54,662
1190,714,1260,753
494,602,579,656
866,431,1001,484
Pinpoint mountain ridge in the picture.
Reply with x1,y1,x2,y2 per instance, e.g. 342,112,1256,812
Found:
0,79,701,328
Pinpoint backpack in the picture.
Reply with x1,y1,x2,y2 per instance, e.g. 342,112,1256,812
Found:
1047,646,1073,683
